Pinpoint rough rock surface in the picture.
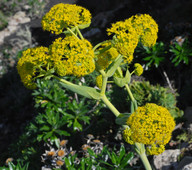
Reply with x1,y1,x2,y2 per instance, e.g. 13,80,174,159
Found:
0,11,30,45
176,156,192,170
153,149,180,170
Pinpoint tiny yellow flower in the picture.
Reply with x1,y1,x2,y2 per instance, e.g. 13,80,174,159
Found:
41,3,92,34
134,63,143,76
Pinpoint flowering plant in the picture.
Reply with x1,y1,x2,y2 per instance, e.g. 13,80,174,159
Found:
17,3,175,169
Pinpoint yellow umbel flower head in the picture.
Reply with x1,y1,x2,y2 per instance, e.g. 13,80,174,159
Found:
41,3,92,34
129,14,158,47
107,19,139,64
134,63,143,76
50,36,95,77
17,47,51,89
123,103,175,155
96,41,119,70
96,75,103,89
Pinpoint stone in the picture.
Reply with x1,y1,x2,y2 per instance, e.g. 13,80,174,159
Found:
182,163,192,170
153,149,180,170
0,11,30,45
176,156,192,170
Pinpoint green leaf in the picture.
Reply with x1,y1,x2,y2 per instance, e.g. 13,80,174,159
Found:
106,55,123,77
55,130,70,136
64,157,72,167
121,152,134,167
87,148,96,157
59,82,102,100
111,152,117,164
54,138,60,149
73,119,82,131
43,132,52,140
78,23,91,29
99,160,113,167
80,158,85,170
37,134,43,141
40,125,50,131
115,113,131,125
119,145,126,162
8,163,15,170
113,69,131,87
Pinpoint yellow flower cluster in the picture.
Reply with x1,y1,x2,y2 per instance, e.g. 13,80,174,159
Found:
107,19,139,63
146,144,165,155
129,14,158,47
17,47,51,89
107,14,158,63
123,103,175,155
134,63,143,76
96,41,119,70
96,75,103,89
41,3,92,34
50,36,95,77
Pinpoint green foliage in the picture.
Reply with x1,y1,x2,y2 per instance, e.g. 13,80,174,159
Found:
169,39,192,66
64,145,133,170
136,39,192,68
30,79,97,142
176,132,188,142
127,81,183,119
67,99,90,131
136,42,166,69
0,161,29,170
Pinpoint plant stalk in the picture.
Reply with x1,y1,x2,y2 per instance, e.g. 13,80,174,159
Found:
125,84,135,102
67,27,79,39
135,143,152,170
101,95,120,117
75,26,84,40
139,152,152,170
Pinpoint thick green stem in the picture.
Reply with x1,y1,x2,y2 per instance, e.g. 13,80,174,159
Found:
139,152,152,170
53,75,74,86
101,95,120,117
135,143,152,170
125,84,135,102
99,70,108,95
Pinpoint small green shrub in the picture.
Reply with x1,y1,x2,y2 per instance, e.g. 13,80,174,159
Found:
170,39,192,66
30,79,97,142
136,42,166,69
127,81,183,119
0,160,29,170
